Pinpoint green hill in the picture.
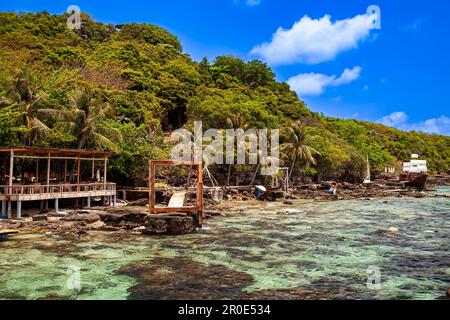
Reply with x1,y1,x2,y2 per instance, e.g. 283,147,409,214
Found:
0,12,448,184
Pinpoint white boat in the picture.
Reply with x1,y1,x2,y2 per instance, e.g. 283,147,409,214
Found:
400,154,428,188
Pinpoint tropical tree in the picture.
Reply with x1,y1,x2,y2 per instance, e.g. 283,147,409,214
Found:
281,121,320,180
55,90,123,151
225,113,249,185
7,69,50,145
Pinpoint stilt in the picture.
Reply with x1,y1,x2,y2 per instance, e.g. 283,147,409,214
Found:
1,200,6,217
16,200,22,219
7,201,12,219
40,200,44,211
87,196,91,208
44,200,49,210
113,195,116,207
55,198,59,214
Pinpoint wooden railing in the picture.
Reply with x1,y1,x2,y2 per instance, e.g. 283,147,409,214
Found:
0,183,116,196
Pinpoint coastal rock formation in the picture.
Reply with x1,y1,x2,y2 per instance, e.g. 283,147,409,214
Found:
142,214,198,235
116,257,254,300
117,257,359,300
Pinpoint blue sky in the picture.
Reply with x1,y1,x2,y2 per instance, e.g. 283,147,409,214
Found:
1,0,449,135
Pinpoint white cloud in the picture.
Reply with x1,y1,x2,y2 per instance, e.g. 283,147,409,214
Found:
234,0,261,6
378,111,408,127
250,13,376,65
378,112,450,136
287,66,362,96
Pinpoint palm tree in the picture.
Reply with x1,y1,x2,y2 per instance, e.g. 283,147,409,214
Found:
281,121,320,180
225,113,249,186
7,69,50,145
55,90,123,151
7,69,74,146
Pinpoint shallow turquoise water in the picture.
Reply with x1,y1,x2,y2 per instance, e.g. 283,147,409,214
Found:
0,190,449,300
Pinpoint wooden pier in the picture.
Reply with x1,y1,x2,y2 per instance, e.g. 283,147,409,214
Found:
0,147,116,219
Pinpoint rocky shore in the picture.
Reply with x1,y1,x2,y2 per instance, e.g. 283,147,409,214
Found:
0,177,448,239
0,206,199,240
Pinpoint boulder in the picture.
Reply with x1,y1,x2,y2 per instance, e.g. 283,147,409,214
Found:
387,227,399,234
86,220,106,230
143,215,197,235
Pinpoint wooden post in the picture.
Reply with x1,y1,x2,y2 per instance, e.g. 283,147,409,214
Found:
17,200,22,219
54,198,59,214
103,158,107,185
8,150,13,192
64,159,67,183
149,161,155,214
36,159,39,182
2,159,6,179
46,153,51,187
77,156,81,185
7,150,14,218
197,163,204,225
92,158,95,180
1,200,6,217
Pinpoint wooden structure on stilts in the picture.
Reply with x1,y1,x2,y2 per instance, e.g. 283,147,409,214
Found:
148,160,204,227
0,147,116,219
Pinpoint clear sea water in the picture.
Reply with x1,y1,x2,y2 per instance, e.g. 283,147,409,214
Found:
0,188,449,300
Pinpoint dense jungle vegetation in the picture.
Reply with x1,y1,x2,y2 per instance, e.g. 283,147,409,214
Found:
0,12,448,185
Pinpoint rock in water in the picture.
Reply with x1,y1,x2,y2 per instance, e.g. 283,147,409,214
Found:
86,220,106,230
388,227,399,234
143,215,197,235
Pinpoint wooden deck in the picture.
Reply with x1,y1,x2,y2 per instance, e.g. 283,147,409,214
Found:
0,183,116,201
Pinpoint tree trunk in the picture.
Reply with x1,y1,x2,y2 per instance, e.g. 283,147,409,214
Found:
250,163,260,186
288,154,297,180
226,164,232,186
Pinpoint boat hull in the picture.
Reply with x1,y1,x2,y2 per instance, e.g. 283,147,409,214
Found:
400,173,428,188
